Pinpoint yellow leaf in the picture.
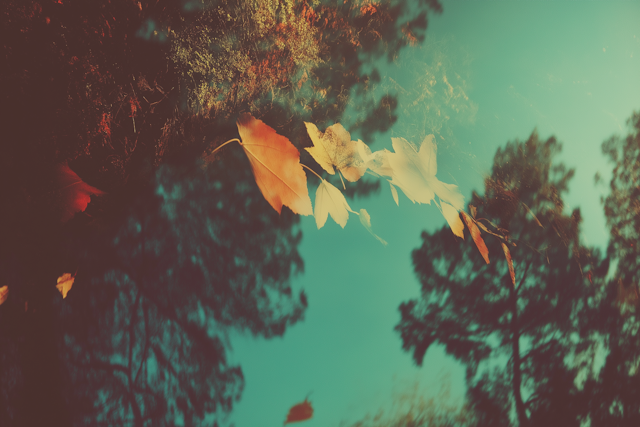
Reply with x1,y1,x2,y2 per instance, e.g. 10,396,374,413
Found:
441,201,464,239
314,179,351,229
237,114,313,216
56,273,75,299
305,122,365,182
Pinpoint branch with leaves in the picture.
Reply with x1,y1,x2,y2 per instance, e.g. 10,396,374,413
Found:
201,113,523,285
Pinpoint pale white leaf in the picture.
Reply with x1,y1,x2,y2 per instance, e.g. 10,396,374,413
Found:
358,209,387,246
389,182,399,206
314,179,351,229
441,201,464,238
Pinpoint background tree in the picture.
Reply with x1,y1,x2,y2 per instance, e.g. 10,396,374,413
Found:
580,111,640,426
0,1,442,425
395,132,604,427
1,148,309,426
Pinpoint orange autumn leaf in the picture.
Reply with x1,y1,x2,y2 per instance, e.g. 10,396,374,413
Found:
284,398,313,424
54,163,105,222
237,114,313,216
461,211,490,264
56,272,76,299
0,285,8,306
501,242,516,286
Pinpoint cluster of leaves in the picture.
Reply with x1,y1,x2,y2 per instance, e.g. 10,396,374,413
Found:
210,113,472,246
226,113,521,281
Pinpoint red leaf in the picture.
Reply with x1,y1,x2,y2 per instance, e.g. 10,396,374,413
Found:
284,399,313,424
54,163,105,222
502,242,516,286
237,114,313,216
461,211,490,264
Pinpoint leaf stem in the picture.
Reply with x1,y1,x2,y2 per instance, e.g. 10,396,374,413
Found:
208,138,241,157
338,171,346,190
301,163,323,181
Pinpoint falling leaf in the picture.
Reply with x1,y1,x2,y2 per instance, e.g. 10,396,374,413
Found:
305,122,365,182
389,182,399,206
358,208,388,246
56,272,75,299
314,179,351,229
357,140,399,206
53,163,105,222
469,204,477,219
356,140,394,177
0,286,8,306
461,211,490,264
441,201,464,238
237,114,313,216
386,136,464,210
284,398,314,424
501,242,516,286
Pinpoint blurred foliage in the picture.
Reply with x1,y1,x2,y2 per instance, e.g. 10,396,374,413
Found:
345,378,474,427
580,111,640,427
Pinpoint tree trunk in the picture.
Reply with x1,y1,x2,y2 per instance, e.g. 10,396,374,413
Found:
510,288,528,427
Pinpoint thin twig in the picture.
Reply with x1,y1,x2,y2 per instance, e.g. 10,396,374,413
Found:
301,163,323,181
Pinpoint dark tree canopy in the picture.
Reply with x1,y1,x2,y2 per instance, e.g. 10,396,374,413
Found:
1,148,310,426
0,1,443,426
580,111,640,427
396,132,603,427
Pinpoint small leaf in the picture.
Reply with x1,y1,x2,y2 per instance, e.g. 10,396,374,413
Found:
358,209,387,246
389,182,399,206
54,163,105,222
284,398,313,424
356,140,394,177
305,122,365,182
469,204,477,219
237,114,313,216
501,242,516,286
314,179,351,229
461,211,490,264
440,201,464,239
56,273,75,299
0,286,8,306
386,136,464,210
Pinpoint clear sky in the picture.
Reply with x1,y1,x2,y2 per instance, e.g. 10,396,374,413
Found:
229,2,640,426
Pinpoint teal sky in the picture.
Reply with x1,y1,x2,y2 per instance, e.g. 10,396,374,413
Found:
229,2,640,426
